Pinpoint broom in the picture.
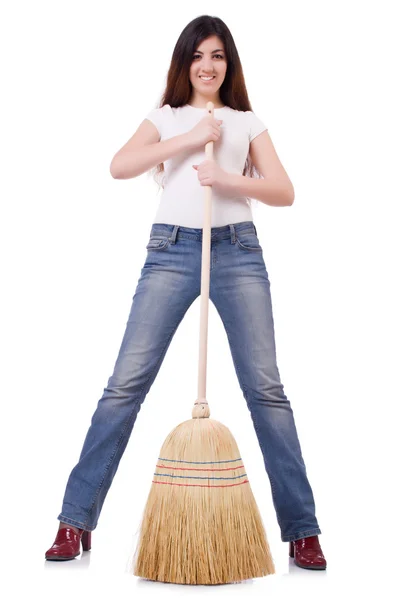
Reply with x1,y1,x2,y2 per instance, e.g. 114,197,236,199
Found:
129,101,275,585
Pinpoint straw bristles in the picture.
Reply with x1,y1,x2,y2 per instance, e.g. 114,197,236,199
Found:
129,417,275,584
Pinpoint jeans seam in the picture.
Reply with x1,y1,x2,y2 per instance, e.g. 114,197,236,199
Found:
216,314,280,498
282,528,322,542
213,312,312,538
86,299,195,524
236,238,262,252
58,515,93,531
146,239,170,251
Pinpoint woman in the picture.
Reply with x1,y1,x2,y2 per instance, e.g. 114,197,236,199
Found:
45,15,326,571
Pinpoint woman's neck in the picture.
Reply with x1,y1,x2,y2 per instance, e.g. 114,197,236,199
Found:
188,95,225,109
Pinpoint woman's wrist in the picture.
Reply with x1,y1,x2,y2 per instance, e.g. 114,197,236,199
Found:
180,132,196,151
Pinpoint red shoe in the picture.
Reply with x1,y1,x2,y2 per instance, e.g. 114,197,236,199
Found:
289,535,326,570
45,526,92,561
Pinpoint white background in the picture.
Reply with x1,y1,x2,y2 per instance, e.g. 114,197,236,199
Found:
1,0,396,598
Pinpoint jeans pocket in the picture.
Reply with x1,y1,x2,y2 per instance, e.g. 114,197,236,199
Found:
146,236,170,251
236,232,262,252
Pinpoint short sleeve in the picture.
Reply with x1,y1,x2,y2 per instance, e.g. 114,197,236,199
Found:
145,106,163,137
247,111,268,143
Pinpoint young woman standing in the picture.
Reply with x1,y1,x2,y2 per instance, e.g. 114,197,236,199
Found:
45,15,326,571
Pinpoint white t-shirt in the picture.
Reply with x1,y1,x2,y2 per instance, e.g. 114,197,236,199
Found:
144,104,267,228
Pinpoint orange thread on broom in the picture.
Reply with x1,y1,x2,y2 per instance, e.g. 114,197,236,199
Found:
158,457,243,464
152,479,249,488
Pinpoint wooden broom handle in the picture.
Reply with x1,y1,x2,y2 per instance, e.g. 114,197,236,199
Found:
194,101,214,418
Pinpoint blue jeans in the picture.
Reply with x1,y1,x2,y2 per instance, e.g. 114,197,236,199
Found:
58,221,322,543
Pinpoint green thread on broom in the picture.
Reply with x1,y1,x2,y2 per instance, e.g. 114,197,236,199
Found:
153,472,247,480
152,479,249,488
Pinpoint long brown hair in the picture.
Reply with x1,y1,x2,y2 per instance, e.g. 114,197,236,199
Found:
149,15,263,198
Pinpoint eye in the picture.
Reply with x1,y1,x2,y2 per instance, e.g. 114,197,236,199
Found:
192,54,224,60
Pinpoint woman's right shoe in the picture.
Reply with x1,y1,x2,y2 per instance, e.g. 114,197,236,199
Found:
289,535,326,570
45,527,91,561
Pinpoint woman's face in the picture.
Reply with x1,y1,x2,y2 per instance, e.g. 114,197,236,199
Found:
189,35,227,102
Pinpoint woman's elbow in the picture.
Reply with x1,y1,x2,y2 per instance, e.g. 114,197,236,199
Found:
109,154,139,180
109,156,120,179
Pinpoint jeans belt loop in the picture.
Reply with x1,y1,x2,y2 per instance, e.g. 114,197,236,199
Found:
229,224,236,244
170,225,179,244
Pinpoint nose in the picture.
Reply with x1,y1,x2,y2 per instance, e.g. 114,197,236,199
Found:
201,60,214,73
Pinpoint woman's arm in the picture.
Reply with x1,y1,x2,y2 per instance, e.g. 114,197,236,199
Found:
110,119,194,180
246,130,295,205
226,174,293,206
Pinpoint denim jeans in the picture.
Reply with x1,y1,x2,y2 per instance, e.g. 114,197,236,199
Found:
58,220,321,543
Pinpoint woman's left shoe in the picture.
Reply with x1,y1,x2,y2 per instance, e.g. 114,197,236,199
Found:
289,535,327,570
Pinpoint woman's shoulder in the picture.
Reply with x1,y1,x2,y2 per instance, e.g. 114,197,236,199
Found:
148,103,172,113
